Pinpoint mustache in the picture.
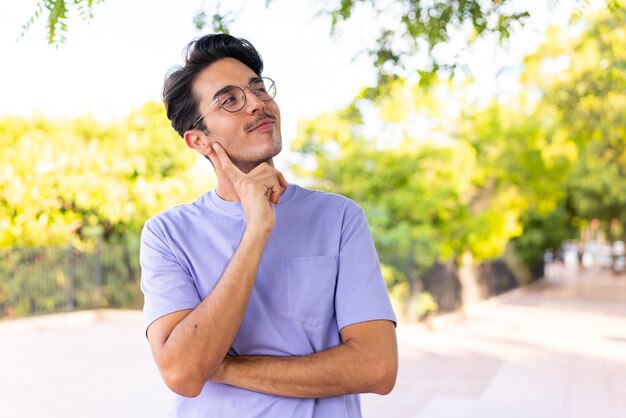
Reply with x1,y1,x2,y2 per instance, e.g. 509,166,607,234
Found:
244,112,276,132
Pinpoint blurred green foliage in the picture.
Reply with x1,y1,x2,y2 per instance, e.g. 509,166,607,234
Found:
0,103,212,318
0,102,211,247
291,7,626,316
5,4,625,320
516,6,626,263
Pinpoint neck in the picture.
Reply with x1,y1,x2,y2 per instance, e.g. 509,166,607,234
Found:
215,177,239,202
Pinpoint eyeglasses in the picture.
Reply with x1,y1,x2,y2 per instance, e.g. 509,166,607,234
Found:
190,77,277,130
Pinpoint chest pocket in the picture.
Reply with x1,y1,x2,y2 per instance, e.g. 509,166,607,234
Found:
285,255,338,327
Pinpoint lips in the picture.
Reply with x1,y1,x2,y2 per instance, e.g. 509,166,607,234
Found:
246,114,275,132
249,119,273,132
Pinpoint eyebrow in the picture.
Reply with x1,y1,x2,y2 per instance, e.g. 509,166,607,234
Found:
211,76,263,100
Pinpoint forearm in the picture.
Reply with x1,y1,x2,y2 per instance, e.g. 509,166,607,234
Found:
212,329,396,398
148,149,288,397
154,229,270,394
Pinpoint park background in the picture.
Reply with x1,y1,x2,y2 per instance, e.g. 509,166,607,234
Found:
1,1,626,417
2,0,624,321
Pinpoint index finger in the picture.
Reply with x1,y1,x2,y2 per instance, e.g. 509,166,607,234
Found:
211,143,244,182
276,170,288,189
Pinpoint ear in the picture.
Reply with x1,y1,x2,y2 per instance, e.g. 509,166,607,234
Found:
183,130,211,156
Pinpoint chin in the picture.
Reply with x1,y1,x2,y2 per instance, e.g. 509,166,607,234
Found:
258,137,282,160
258,145,282,165
232,144,282,173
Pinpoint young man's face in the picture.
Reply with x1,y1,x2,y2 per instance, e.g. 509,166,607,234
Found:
191,57,282,172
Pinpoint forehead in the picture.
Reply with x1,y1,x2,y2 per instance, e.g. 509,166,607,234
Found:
193,58,258,100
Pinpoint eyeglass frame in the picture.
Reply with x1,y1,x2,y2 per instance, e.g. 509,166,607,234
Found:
190,76,276,130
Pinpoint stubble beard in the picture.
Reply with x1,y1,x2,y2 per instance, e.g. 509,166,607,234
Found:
230,134,283,174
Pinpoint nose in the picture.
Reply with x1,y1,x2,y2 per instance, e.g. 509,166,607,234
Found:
243,87,265,114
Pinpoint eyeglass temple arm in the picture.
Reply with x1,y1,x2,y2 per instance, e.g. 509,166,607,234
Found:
191,98,219,130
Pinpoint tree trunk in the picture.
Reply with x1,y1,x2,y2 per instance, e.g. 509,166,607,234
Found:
458,250,481,311
403,243,422,322
404,273,423,322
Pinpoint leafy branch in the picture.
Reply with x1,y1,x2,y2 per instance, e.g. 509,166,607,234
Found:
21,0,103,46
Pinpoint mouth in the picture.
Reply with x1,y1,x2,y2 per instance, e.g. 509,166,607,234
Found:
246,116,275,133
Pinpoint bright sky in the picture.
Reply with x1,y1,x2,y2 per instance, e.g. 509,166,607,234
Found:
0,0,577,155
0,0,376,142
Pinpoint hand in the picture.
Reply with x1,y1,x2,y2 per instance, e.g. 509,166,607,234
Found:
208,143,288,234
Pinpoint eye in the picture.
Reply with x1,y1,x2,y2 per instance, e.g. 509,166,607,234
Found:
250,80,267,94
220,95,237,105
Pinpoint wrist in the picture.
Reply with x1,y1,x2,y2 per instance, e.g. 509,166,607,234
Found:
242,225,273,243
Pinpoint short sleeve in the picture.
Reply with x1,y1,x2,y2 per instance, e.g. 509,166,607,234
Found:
335,208,397,331
140,218,201,331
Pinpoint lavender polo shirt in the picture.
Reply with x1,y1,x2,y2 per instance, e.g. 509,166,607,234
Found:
140,184,396,418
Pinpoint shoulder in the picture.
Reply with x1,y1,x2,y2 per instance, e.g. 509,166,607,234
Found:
285,185,366,232
142,193,209,237
290,184,362,214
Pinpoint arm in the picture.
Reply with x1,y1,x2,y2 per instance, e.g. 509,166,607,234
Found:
210,319,398,398
146,144,288,398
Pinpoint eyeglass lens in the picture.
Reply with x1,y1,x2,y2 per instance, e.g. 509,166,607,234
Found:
218,78,276,112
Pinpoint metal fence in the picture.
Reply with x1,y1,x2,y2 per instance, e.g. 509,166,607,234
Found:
0,242,142,319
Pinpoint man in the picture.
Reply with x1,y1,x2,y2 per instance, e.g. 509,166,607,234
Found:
140,33,398,417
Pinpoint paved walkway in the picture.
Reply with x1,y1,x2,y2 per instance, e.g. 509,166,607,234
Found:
1,268,625,417
362,268,626,418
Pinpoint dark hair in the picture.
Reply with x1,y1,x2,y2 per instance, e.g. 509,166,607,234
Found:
162,34,264,137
